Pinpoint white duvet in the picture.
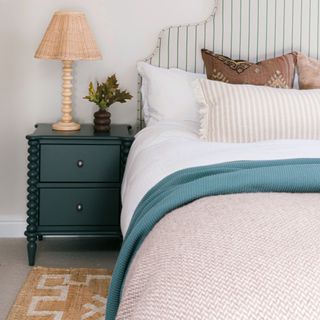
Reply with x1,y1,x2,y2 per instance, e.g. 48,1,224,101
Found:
121,121,320,236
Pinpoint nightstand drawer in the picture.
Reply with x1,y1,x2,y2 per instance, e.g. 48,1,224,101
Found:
39,188,120,226
40,145,120,182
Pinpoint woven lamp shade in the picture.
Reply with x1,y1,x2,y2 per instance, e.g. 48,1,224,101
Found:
35,11,102,61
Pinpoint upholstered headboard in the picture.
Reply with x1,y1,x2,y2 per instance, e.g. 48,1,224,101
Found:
137,0,320,129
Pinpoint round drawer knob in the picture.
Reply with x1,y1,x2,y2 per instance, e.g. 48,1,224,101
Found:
76,203,84,212
77,160,84,168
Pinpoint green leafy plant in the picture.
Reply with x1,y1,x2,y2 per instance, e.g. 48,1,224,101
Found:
83,74,132,110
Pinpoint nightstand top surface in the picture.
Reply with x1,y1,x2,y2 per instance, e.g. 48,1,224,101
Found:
27,124,135,140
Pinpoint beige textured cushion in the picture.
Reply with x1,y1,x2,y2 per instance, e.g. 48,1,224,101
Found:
194,79,320,143
297,53,320,89
202,49,297,89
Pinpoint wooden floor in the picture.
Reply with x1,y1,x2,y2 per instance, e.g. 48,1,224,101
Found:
0,237,119,320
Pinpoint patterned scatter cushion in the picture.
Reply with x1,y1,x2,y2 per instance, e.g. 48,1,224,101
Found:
296,53,320,89
201,49,296,89
194,78,320,143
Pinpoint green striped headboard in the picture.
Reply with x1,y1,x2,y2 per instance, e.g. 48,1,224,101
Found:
137,0,320,129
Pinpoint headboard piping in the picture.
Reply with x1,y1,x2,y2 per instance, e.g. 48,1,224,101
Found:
144,1,219,64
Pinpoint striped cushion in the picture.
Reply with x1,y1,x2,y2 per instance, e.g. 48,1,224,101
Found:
194,79,320,143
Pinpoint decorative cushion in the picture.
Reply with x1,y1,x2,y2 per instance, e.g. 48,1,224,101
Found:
194,78,320,143
201,49,296,89
296,53,320,89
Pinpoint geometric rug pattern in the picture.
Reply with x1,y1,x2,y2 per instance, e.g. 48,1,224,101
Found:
7,267,112,320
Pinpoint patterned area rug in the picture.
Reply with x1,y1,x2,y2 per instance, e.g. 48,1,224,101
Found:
7,267,112,320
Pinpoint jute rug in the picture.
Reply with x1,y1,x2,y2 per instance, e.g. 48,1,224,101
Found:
7,267,112,320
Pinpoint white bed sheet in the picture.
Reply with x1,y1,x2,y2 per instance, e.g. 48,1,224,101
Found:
121,121,320,236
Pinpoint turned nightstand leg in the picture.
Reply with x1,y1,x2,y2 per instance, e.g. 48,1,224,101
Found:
26,138,40,266
27,235,37,266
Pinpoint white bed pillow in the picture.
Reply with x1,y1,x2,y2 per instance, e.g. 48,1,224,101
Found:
137,62,205,128
194,78,320,143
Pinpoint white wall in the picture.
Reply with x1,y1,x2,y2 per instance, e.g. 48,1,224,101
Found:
0,0,212,236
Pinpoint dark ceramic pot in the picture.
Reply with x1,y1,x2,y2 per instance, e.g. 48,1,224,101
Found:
94,109,111,132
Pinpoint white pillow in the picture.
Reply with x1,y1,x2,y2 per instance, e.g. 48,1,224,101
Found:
137,62,205,128
194,78,320,143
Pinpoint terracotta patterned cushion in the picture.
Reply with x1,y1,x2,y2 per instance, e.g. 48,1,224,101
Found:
201,49,296,89
296,53,320,89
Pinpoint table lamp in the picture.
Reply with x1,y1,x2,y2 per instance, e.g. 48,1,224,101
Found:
35,11,102,131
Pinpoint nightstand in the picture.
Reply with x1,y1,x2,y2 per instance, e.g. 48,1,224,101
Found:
25,124,134,266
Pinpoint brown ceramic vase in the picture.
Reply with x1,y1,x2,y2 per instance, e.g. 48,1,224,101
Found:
94,109,111,132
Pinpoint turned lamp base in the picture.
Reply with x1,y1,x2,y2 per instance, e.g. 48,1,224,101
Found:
52,121,80,131
53,60,81,132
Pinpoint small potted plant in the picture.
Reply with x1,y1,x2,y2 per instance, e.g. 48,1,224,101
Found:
84,75,132,132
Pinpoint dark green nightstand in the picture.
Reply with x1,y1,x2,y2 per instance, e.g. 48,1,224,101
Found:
25,124,134,266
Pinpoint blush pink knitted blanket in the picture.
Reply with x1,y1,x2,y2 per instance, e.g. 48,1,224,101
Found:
116,193,320,319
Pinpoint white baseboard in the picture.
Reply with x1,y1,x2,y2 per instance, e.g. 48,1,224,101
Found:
0,220,26,237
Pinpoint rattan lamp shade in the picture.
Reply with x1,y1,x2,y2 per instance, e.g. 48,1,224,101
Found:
35,11,102,61
35,11,102,131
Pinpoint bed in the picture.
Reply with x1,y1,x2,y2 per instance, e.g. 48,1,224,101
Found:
106,1,320,319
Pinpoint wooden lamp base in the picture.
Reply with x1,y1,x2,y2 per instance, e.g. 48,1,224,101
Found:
52,121,80,131
53,60,80,132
